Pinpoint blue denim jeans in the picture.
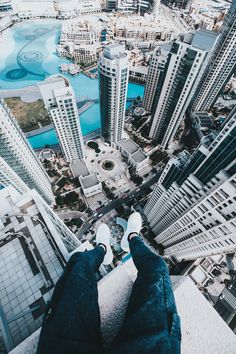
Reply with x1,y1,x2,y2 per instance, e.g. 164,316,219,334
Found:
37,237,181,354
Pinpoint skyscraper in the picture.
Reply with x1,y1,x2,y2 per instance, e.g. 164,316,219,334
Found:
0,156,29,195
98,43,129,145
144,108,236,261
191,1,236,111
0,186,80,351
144,30,218,149
38,75,85,162
0,100,54,204
143,44,170,115
160,172,236,262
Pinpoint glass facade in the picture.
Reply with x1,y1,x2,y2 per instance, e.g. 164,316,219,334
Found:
195,126,236,184
99,71,112,142
154,46,197,144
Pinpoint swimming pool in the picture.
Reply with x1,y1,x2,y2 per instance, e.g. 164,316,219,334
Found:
0,20,144,148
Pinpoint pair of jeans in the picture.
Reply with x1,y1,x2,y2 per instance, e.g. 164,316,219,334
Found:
37,237,181,354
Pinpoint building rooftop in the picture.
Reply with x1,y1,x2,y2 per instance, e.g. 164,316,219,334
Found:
191,29,218,52
130,66,148,75
38,75,70,103
195,111,215,128
103,43,126,60
70,159,90,178
131,150,147,162
80,174,100,189
0,187,69,351
118,139,139,155
9,259,236,354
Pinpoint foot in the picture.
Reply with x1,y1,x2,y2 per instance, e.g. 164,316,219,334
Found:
96,223,113,265
121,212,142,252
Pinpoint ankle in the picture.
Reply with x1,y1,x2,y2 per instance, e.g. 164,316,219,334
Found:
128,232,138,242
98,243,107,253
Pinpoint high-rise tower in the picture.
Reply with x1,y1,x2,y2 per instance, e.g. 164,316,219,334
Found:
98,43,129,145
0,186,80,351
143,44,170,116
144,108,236,261
0,156,29,195
39,75,85,162
0,100,54,204
145,30,217,149
191,1,236,111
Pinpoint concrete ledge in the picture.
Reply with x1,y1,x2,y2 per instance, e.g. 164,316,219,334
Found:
10,260,236,354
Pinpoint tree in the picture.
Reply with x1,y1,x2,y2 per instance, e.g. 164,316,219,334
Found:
149,150,168,165
65,191,78,204
55,195,64,206
73,177,81,188
115,205,125,215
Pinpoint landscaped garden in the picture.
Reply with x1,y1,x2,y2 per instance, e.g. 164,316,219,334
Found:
87,141,101,153
5,97,50,132
102,160,115,171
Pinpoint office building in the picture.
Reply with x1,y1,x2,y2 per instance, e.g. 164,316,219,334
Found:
0,0,12,12
38,75,85,162
162,0,191,10
111,0,157,14
76,0,101,13
159,172,236,262
145,30,217,148
0,100,54,204
98,44,129,145
0,186,80,352
191,1,236,111
144,108,236,261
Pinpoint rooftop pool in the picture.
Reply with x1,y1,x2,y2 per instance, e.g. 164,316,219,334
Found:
0,20,144,149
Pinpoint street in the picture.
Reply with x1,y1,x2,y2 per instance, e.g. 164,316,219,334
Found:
77,171,161,238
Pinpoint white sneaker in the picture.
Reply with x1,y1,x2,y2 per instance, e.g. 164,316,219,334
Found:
121,212,142,252
96,223,113,265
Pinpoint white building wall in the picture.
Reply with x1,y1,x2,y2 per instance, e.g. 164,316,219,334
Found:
98,45,129,145
0,186,81,351
81,182,102,197
143,47,169,112
38,76,85,162
0,100,54,204
163,174,236,261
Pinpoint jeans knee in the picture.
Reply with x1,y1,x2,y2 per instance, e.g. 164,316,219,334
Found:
146,254,168,274
68,252,82,263
68,251,90,268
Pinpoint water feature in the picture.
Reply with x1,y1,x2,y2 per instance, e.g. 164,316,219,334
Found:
0,20,145,149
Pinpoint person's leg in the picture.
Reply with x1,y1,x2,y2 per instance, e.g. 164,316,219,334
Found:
108,213,181,354
37,223,113,354
37,247,105,354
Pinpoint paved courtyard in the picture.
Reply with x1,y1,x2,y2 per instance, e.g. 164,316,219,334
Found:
84,138,136,195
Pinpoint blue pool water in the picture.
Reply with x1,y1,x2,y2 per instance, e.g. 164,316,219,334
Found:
0,20,144,148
